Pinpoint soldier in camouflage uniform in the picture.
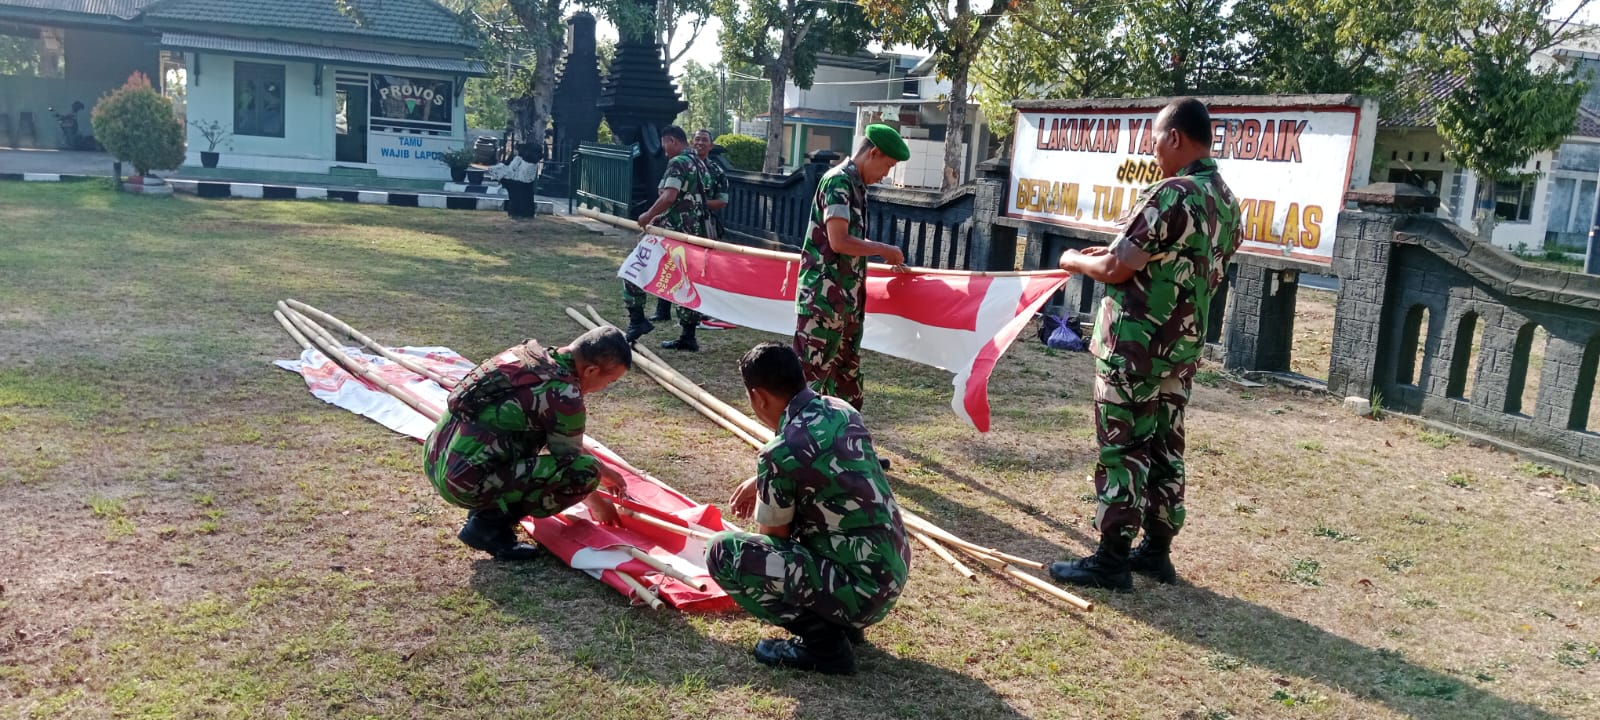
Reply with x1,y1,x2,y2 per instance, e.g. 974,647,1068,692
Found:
627,125,715,351
706,343,911,675
1051,98,1243,591
793,124,910,411
693,129,729,240
424,327,633,561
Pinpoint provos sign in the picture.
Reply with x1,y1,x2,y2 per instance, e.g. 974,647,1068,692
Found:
1008,96,1376,264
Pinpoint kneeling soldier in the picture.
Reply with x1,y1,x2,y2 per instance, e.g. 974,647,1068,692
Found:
706,342,912,675
425,327,632,560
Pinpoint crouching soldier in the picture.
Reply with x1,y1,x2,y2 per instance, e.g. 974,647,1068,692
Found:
705,342,911,675
424,327,633,560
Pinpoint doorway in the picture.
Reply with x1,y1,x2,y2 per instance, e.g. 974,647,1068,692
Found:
335,80,368,163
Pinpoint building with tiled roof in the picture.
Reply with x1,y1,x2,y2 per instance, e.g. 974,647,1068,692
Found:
0,0,484,181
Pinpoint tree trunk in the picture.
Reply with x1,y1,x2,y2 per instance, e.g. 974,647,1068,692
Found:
1475,175,1498,243
942,69,970,191
505,0,564,162
762,56,789,174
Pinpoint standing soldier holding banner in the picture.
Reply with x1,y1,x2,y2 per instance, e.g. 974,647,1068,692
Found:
1051,97,1243,592
793,124,910,411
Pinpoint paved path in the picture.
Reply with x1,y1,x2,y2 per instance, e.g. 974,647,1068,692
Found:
0,149,116,176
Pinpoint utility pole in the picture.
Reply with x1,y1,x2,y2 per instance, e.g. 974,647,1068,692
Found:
717,62,727,137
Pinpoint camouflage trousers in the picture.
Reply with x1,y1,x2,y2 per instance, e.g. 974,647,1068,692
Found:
705,530,901,629
424,413,600,517
621,282,702,327
1091,360,1193,542
793,309,865,411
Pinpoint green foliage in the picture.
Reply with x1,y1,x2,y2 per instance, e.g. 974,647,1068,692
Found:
1418,429,1457,448
1369,388,1385,420
676,60,769,137
715,133,766,171
437,146,475,171
974,0,1132,138
1281,558,1323,586
91,72,185,177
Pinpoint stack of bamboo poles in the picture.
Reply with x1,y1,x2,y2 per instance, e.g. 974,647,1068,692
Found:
567,304,1093,612
274,298,719,611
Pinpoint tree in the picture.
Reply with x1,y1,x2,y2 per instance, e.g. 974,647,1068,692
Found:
658,0,713,68
1421,0,1592,237
676,60,769,136
91,72,184,177
713,0,873,173
973,0,1133,141
862,0,1013,190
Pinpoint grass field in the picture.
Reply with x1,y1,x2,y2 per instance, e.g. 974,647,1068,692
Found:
1,181,1596,719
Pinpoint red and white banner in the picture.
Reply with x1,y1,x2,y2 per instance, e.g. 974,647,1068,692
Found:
276,345,736,610
618,234,1071,431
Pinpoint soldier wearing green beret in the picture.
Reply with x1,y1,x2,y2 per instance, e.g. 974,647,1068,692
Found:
792,123,911,411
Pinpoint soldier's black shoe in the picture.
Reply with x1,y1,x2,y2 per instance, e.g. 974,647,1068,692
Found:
458,510,543,562
754,616,857,675
661,325,698,352
624,306,654,344
1128,537,1177,584
844,624,866,645
878,458,892,471
649,298,672,322
1048,536,1133,592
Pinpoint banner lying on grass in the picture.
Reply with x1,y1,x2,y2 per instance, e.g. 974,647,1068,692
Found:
618,234,1072,431
275,345,735,611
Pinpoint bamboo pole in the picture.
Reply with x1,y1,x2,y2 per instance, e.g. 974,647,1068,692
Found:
623,547,709,592
565,306,771,443
625,511,716,542
578,207,1066,279
954,546,1093,612
900,513,1047,571
278,303,443,422
911,531,977,581
274,309,312,350
284,298,458,389
614,571,665,610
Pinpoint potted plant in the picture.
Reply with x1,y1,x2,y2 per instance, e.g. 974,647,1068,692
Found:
438,146,474,183
90,71,184,191
188,119,232,168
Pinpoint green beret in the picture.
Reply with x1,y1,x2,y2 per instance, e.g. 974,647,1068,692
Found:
865,123,910,161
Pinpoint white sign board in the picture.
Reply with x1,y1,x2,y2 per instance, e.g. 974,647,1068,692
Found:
1008,99,1374,264
367,130,459,180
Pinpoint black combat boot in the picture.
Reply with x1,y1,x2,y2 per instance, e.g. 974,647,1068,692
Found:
1128,533,1177,584
650,297,673,322
624,306,654,344
753,614,858,675
1048,534,1133,591
660,322,698,352
458,509,542,561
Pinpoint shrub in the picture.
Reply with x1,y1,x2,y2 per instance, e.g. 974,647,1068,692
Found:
715,133,766,171
437,146,474,171
92,72,184,176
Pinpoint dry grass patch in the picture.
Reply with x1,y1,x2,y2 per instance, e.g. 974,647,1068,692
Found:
0,182,1596,719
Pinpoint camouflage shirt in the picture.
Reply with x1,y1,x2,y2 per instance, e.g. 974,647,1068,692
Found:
1092,158,1242,378
704,157,729,205
796,161,870,320
754,388,910,588
657,149,714,236
424,340,597,510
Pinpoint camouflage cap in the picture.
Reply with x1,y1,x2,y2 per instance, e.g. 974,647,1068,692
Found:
864,124,910,161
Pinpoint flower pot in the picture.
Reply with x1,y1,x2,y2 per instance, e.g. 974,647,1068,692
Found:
200,151,219,168
450,166,467,183
464,168,485,185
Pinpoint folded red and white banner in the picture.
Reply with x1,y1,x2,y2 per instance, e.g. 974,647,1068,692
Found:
275,345,735,610
618,234,1072,431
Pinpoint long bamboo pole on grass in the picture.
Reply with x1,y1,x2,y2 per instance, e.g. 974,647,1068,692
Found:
577,207,1066,279
614,572,665,610
623,546,709,591
950,545,1094,612
285,298,458,389
912,531,977,581
275,310,312,350
277,303,443,422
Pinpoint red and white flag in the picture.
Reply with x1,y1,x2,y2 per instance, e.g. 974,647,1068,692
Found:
618,234,1071,431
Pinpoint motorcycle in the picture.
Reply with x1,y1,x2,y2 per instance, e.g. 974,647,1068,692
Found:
47,101,97,151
